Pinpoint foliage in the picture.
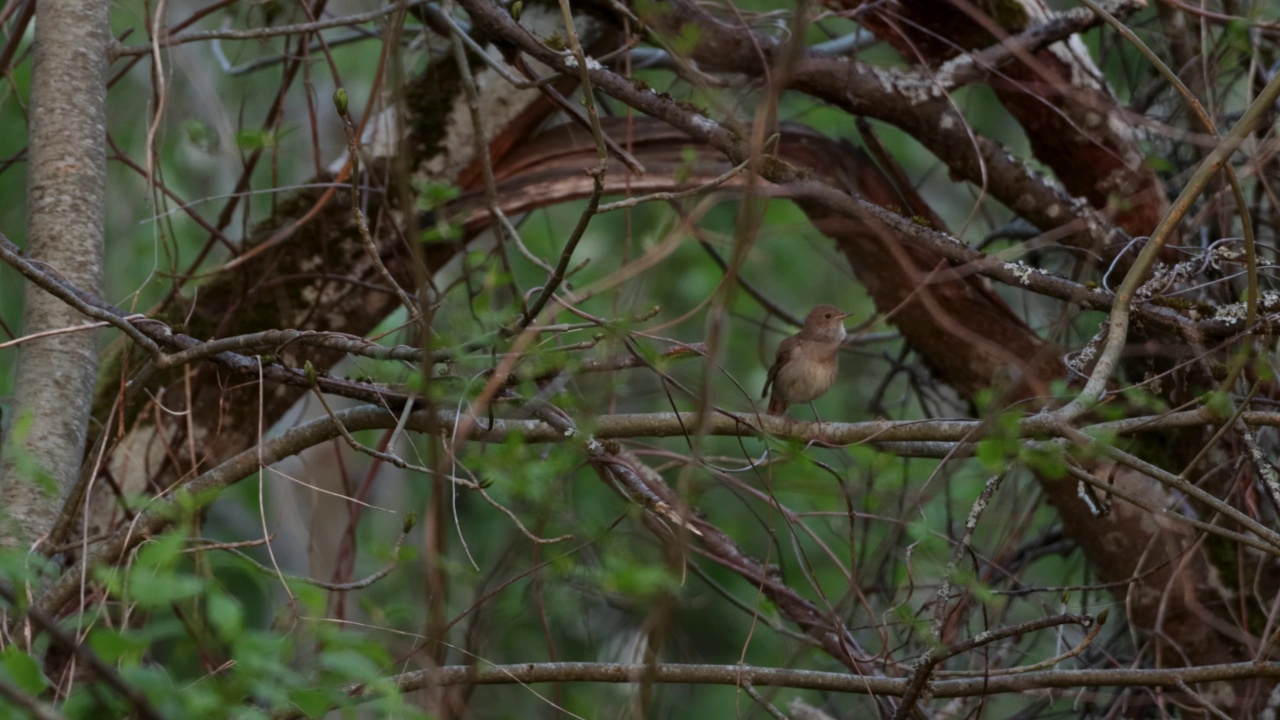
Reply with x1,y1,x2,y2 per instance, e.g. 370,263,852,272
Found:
2,0,1280,718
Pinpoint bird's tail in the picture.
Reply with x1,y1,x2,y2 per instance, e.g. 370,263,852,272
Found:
767,395,787,416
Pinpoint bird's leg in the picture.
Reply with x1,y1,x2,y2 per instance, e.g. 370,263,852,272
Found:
809,401,824,434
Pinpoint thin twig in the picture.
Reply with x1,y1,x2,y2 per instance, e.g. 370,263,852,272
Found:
741,680,791,720
893,614,1094,719
0,232,162,356
112,1,430,57
185,519,414,591
929,472,1006,641
334,89,424,327
0,583,165,720
0,676,68,720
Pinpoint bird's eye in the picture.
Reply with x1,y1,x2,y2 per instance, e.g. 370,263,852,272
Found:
824,313,832,318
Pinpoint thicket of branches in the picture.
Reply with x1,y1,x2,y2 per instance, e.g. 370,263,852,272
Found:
3,0,1280,717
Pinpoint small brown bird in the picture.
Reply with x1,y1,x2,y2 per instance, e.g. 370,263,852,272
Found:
762,304,851,416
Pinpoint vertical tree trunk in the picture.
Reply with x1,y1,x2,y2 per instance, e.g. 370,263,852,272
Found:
0,0,109,549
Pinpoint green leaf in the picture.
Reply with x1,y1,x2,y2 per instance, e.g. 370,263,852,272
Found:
207,592,245,641
183,120,212,150
175,684,222,715
231,630,302,700
1256,354,1277,382
89,627,149,665
419,221,462,244
671,23,701,56
975,438,1005,471
1021,445,1067,480
673,146,698,185
0,647,48,695
1225,18,1252,55
1205,390,1235,417
419,181,460,207
234,128,291,150
123,569,204,607
288,687,334,718
319,649,381,682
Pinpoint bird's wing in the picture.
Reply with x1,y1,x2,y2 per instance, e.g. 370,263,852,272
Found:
762,335,801,397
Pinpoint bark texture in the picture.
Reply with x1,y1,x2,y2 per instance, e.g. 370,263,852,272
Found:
0,0,109,550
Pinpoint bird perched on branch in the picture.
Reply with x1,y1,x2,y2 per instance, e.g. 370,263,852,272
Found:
762,304,850,416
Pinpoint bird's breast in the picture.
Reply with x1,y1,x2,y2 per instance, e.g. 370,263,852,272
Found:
772,352,839,403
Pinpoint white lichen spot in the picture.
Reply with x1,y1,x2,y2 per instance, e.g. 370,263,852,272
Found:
584,56,603,71
1210,243,1243,269
422,49,543,179
875,65,939,105
1046,204,1062,219
939,114,956,131
1106,111,1141,145
1005,262,1034,286
563,427,575,437
867,64,899,94
1052,35,1107,92
562,53,579,69
1080,343,1097,365
933,55,965,90
1214,303,1247,326
689,114,717,135
1068,323,1105,373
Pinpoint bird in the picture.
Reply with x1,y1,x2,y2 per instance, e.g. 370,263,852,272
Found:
761,304,851,416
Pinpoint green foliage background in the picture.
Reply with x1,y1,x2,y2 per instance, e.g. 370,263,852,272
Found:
0,0,1180,716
